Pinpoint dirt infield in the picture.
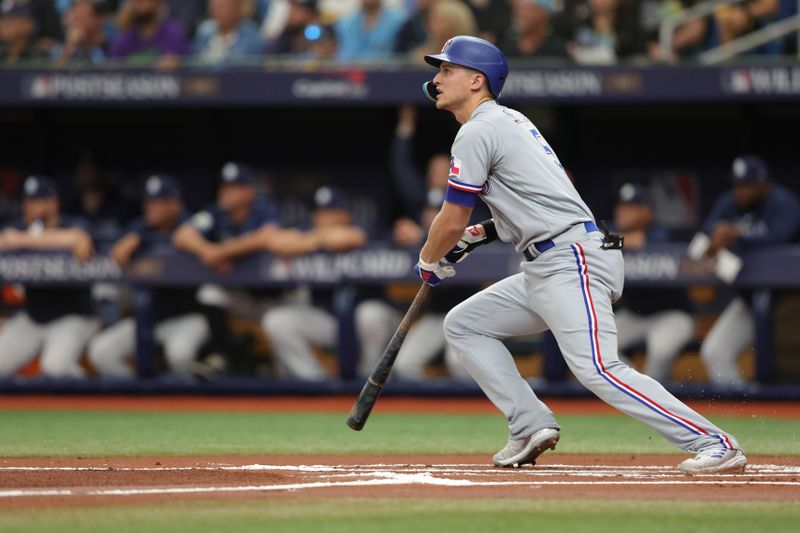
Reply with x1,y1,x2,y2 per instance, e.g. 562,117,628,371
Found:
1,454,798,508
1,396,798,510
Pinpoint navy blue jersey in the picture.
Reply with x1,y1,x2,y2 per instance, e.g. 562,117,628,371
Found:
188,200,280,243
702,184,800,248
123,216,199,322
5,216,95,324
123,218,173,250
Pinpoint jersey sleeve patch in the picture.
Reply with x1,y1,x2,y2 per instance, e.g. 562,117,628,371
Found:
190,211,214,232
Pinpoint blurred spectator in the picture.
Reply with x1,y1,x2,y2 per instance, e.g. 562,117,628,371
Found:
167,0,208,38
699,155,800,389
0,176,99,378
410,0,478,63
304,22,337,60
88,175,210,378
334,0,404,61
500,0,568,59
270,0,324,57
0,2,48,65
51,0,114,66
568,0,645,64
355,107,476,381
611,183,694,382
192,0,264,64
644,0,709,61
62,152,137,244
463,0,512,45
258,0,289,48
393,0,433,53
28,0,66,53
713,0,778,45
262,186,368,380
109,0,189,67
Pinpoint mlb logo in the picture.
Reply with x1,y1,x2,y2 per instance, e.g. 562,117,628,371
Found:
449,155,462,177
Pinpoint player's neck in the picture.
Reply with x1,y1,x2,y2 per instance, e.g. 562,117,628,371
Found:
453,95,494,124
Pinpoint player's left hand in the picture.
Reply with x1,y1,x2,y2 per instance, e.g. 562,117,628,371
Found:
445,219,498,263
415,259,455,287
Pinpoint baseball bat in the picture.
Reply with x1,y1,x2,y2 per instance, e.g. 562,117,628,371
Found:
346,282,430,431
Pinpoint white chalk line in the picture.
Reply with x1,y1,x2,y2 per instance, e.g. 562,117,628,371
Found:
2,463,798,475
2,473,800,499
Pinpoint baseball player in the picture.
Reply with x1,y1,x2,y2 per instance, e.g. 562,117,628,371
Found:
699,155,800,388
612,183,694,383
88,175,210,378
262,186,368,379
0,176,99,377
416,36,745,474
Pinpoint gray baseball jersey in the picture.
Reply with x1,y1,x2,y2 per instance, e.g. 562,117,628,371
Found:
441,101,740,455
445,101,593,251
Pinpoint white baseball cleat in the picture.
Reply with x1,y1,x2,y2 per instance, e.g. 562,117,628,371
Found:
678,448,747,475
492,428,560,468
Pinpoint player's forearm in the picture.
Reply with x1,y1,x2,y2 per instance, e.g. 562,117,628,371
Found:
110,233,141,264
173,224,213,256
747,0,778,19
265,228,321,257
420,212,467,263
12,229,91,250
672,19,707,52
327,227,368,252
216,226,277,260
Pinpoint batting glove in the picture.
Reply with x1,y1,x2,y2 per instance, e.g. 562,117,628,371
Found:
415,258,456,287
445,219,498,264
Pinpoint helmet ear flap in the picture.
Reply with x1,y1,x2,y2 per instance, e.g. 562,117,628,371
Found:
422,81,439,103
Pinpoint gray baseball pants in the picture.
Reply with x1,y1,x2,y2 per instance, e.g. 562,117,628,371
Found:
88,314,210,377
443,230,739,452
0,313,98,377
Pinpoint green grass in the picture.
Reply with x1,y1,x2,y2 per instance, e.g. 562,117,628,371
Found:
1,499,799,533
0,410,798,457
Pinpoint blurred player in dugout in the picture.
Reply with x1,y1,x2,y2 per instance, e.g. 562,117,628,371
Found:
355,106,480,381
699,155,800,388
262,186,368,379
88,175,210,378
173,162,343,372
0,176,98,377
612,183,694,382
172,161,286,370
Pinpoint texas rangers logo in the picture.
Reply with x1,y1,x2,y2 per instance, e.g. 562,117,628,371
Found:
449,155,462,178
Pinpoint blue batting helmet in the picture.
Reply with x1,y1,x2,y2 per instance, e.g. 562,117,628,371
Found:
424,36,509,98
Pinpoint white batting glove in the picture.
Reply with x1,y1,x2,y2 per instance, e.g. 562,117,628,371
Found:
415,258,456,287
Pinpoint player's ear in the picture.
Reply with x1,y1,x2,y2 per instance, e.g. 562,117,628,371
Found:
471,72,490,95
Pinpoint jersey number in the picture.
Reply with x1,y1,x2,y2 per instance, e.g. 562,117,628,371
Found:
530,128,564,170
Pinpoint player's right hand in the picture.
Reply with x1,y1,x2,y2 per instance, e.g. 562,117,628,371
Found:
415,258,455,287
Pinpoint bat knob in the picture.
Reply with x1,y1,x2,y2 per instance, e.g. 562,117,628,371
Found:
346,416,365,431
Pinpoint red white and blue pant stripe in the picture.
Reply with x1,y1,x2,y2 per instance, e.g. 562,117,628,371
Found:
570,242,735,450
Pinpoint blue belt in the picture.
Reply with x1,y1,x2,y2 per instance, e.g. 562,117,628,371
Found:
523,221,599,262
